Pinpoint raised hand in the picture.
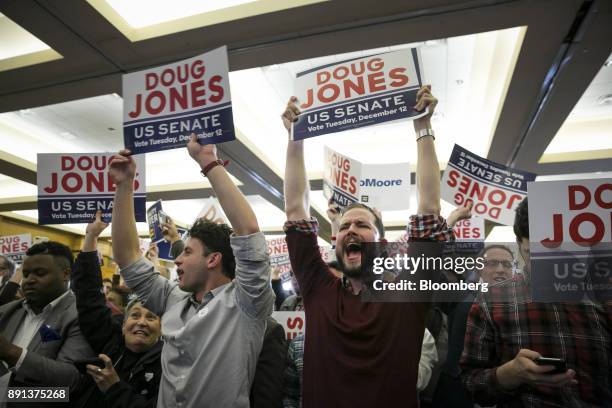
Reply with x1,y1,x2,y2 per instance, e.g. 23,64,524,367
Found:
187,133,218,168
86,210,109,237
161,217,180,243
108,150,136,185
413,85,437,130
281,96,300,134
447,202,473,228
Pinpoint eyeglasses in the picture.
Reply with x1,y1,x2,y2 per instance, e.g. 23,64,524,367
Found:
484,259,514,269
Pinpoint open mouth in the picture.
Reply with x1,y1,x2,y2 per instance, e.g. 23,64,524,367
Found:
177,269,184,282
344,241,362,262
494,275,508,282
133,329,149,337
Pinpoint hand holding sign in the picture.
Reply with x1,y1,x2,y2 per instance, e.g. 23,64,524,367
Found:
162,216,181,243
447,202,473,228
108,150,136,185
326,198,342,233
413,85,436,130
85,210,109,237
187,133,218,168
282,96,300,135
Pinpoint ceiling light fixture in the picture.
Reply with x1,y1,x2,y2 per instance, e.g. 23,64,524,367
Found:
59,131,77,140
596,94,612,105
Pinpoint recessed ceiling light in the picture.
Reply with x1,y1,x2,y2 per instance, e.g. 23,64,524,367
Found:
59,131,77,140
596,94,612,105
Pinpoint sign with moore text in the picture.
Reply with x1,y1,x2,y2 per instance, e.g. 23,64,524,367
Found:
441,144,536,226
37,153,146,225
271,311,306,341
528,179,612,301
292,48,427,140
323,146,411,210
0,234,32,264
123,46,234,154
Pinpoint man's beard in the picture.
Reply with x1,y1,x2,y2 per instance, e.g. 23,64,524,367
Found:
335,241,383,279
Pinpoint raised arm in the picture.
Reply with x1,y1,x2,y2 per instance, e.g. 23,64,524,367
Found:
109,150,141,268
187,135,258,235
414,85,441,216
73,211,119,353
109,150,185,316
282,97,309,221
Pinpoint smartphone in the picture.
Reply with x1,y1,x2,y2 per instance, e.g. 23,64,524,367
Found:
534,357,567,374
74,357,105,374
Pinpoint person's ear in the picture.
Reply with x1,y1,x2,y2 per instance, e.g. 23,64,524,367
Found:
207,252,222,270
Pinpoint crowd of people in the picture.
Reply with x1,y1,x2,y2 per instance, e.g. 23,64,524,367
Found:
0,86,610,407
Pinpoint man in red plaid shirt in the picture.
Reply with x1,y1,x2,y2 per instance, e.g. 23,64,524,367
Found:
460,198,612,407
281,85,453,408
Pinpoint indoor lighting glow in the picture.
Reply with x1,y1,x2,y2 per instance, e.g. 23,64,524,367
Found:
105,0,258,28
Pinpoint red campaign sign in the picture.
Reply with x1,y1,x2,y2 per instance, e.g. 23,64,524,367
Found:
271,311,306,341
441,144,536,226
529,181,612,250
0,234,31,254
452,217,484,241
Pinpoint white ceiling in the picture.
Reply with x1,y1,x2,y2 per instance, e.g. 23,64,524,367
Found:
0,27,525,236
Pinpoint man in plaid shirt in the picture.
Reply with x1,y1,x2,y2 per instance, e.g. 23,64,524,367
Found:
460,198,612,407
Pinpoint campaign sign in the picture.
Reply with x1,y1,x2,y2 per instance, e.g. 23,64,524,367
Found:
157,226,188,262
359,161,411,210
528,179,612,302
123,46,234,154
441,144,536,226
453,216,485,255
197,197,230,225
0,233,32,263
267,237,291,274
323,146,360,208
271,311,306,341
292,48,427,140
37,153,146,225
147,200,166,243
267,236,332,274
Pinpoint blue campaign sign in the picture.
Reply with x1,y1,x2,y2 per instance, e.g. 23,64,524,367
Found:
147,200,166,243
37,153,146,225
122,46,235,154
291,48,426,141
157,227,188,262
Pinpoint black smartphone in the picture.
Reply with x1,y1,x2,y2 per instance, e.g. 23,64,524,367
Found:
74,357,105,374
534,357,567,374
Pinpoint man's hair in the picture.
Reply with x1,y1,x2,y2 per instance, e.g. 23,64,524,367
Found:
342,203,385,238
478,244,514,261
0,255,16,277
513,197,529,240
188,218,236,279
102,278,112,284
26,241,74,271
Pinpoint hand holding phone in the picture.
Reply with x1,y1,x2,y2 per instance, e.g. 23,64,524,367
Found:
74,357,105,374
534,357,567,374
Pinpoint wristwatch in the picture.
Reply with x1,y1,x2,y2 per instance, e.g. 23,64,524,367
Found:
416,128,435,141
